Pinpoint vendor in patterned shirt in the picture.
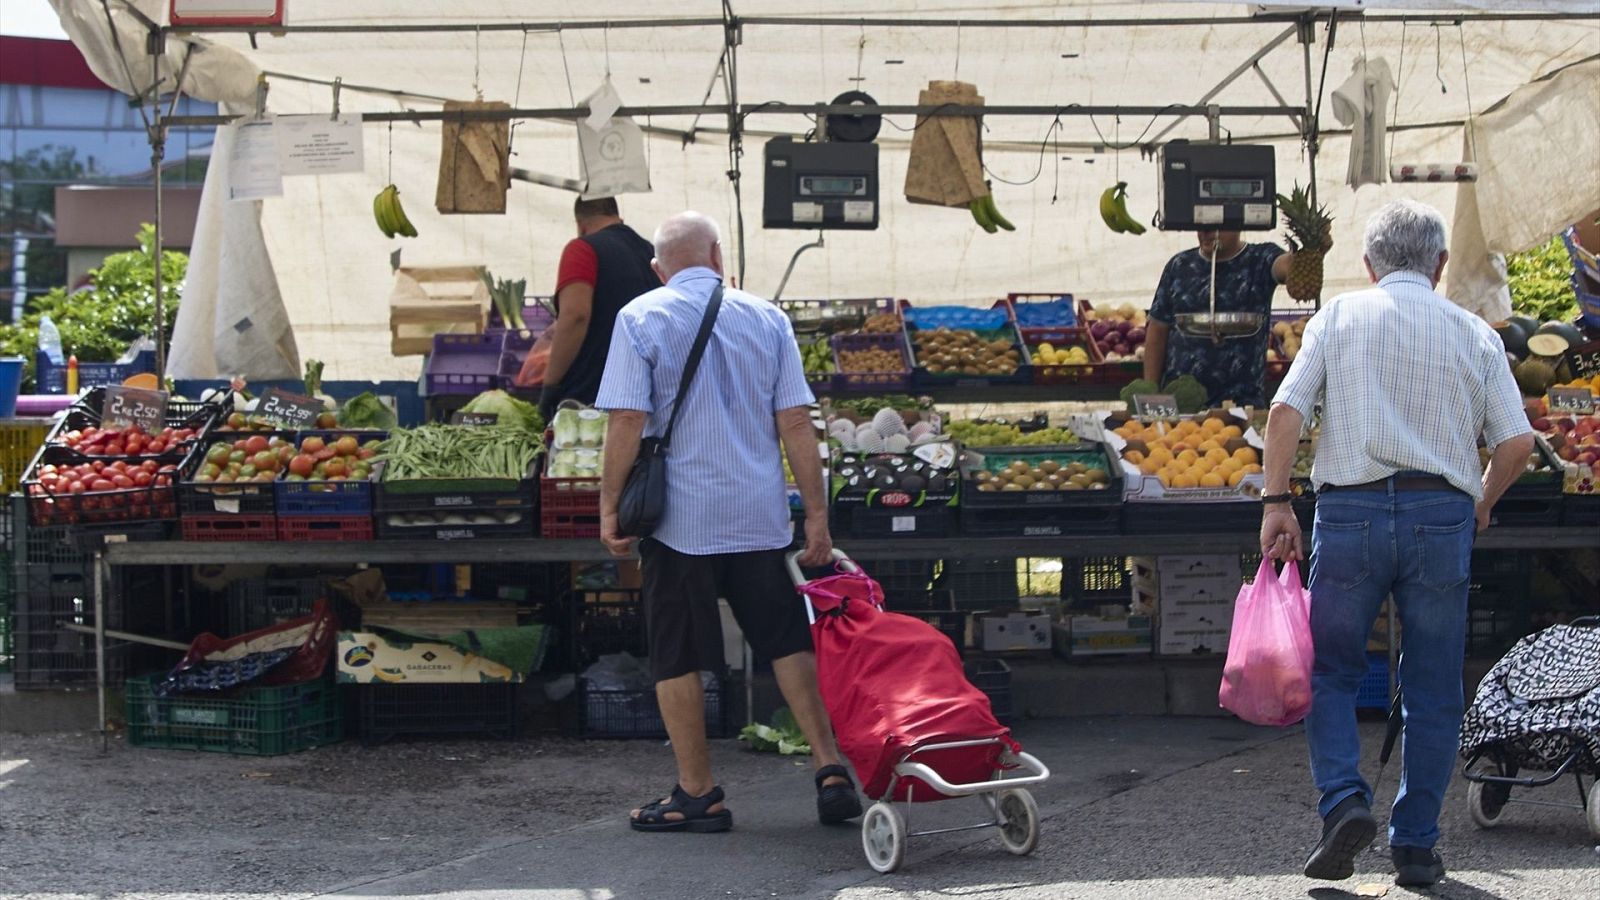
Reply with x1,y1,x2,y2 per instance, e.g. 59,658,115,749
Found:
1143,230,1308,408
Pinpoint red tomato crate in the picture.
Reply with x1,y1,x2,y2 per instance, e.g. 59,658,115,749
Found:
276,515,373,542
181,515,278,542
540,473,601,538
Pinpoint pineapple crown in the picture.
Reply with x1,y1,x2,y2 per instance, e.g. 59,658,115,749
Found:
1277,183,1333,252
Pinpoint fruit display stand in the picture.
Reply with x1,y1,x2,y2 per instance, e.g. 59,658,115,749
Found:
959,443,1122,536
778,297,899,392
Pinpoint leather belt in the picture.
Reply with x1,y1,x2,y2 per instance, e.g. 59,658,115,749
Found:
1320,475,1457,493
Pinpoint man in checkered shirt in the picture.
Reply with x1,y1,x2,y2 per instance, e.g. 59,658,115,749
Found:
1260,199,1534,889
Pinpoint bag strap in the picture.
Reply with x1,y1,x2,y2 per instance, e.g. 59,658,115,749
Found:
659,284,723,449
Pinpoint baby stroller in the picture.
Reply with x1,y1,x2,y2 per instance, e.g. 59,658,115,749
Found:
1459,616,1600,840
788,551,1050,873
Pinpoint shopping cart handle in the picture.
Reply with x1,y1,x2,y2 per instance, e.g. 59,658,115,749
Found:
785,548,860,586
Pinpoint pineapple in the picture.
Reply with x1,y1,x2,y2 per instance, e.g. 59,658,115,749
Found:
1277,183,1334,301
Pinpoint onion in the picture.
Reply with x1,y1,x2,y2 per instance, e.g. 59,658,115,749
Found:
1091,321,1112,340
1114,320,1133,336
1126,327,1146,343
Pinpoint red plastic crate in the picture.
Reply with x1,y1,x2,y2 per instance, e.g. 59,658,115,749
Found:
276,515,373,542
1024,330,1107,386
539,474,601,538
182,514,278,542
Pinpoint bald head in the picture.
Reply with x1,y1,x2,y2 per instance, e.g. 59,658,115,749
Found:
652,212,723,282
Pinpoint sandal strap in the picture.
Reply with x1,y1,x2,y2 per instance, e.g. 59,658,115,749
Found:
636,784,725,824
814,764,854,789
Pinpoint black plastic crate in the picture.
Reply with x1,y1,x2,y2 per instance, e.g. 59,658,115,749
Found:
836,504,957,539
11,563,127,688
1486,490,1564,528
1562,494,1599,528
1065,555,1130,603
355,683,518,745
935,558,1021,610
851,559,939,607
226,575,323,635
578,673,729,739
963,658,1013,724
11,497,88,567
1121,502,1260,535
961,504,1119,537
375,472,537,513
1466,571,1531,658
374,507,536,541
570,591,647,667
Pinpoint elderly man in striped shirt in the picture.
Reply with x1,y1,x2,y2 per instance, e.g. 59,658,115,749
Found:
1261,199,1534,888
595,211,860,834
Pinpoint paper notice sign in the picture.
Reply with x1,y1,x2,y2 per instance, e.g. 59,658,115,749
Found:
276,114,365,176
584,79,623,131
228,120,283,200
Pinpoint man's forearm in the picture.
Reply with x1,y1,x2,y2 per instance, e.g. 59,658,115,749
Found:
1481,434,1536,510
599,410,647,515
543,315,590,387
1263,402,1304,496
1143,321,1168,384
778,409,826,519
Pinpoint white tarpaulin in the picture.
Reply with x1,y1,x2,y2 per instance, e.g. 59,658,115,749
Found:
48,1,1600,380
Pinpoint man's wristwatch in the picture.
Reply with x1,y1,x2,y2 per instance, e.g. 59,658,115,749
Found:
1260,492,1294,506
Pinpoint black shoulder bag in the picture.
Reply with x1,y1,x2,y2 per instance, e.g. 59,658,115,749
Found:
616,285,723,537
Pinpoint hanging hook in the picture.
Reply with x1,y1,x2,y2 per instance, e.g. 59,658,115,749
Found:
604,21,612,80
253,72,268,120
330,76,342,121
954,20,963,80
1433,24,1448,94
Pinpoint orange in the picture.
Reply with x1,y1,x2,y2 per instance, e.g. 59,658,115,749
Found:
1172,473,1198,489
1176,449,1200,466
1148,446,1173,463
1232,447,1258,464
1220,425,1244,440
1124,449,1145,465
1227,468,1247,487
1202,417,1225,433
1197,439,1222,454
1205,448,1231,465
1244,463,1263,475
1199,472,1226,488
1156,471,1173,488
1139,459,1161,476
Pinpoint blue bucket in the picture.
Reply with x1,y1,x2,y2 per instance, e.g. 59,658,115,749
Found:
0,357,23,417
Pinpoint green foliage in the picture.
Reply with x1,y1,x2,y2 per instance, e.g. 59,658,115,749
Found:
1118,378,1161,413
738,707,811,755
0,224,184,390
1507,236,1577,324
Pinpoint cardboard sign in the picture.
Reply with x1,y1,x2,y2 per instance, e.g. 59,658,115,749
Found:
1547,387,1597,415
101,386,169,431
450,411,499,426
1133,394,1180,419
257,387,324,428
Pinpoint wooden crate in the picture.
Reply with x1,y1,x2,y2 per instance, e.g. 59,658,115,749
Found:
389,265,490,356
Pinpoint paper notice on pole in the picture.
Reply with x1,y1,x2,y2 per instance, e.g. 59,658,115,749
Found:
584,79,623,131
227,120,283,200
276,114,365,176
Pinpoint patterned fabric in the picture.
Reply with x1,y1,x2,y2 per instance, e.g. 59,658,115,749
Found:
1274,271,1530,501
1460,622,1600,773
1149,242,1284,407
596,266,813,556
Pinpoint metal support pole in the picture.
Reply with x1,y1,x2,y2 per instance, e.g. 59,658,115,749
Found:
1298,16,1321,215
94,549,107,752
722,1,746,288
151,127,166,379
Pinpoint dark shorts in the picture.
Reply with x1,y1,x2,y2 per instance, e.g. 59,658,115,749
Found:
638,538,815,682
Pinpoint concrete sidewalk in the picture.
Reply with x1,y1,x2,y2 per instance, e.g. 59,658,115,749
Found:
1,718,1595,899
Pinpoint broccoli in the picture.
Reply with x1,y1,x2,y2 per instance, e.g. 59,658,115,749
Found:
1118,378,1161,413
1164,374,1209,414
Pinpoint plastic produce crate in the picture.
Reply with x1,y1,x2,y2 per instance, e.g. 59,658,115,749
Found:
1121,501,1260,535
569,590,648,667
181,514,277,543
1005,292,1079,342
0,421,53,495
964,658,1013,724
1355,653,1391,710
1562,494,1599,527
36,348,156,395
177,433,296,518
961,504,1119,537
778,297,897,333
21,444,187,528
540,472,601,538
275,478,374,516
834,503,957,539
1065,555,1130,604
71,386,224,427
125,675,343,755
903,609,967,650
578,673,729,739
485,300,555,336
10,563,128,688
830,332,913,392
902,312,1030,388
935,558,1023,610
424,333,505,396
226,575,323,635
276,515,373,542
375,509,535,541
497,329,539,391
355,682,518,745
1024,332,1106,386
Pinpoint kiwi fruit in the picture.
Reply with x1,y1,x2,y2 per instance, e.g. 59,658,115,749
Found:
1013,474,1036,489
1001,482,1025,492
1038,460,1061,474
1029,481,1056,491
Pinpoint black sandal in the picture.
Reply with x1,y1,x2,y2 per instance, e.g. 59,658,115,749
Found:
815,764,863,824
629,784,733,833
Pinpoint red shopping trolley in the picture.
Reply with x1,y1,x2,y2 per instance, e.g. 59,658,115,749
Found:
788,550,1051,873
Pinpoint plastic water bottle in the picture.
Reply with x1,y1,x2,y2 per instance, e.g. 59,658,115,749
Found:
38,315,65,366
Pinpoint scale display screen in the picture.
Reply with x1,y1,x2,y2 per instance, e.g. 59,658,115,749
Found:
764,137,879,230
799,176,866,197
1199,178,1264,199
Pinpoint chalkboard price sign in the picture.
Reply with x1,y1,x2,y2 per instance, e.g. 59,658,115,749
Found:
450,411,499,426
1547,387,1596,415
101,386,169,431
1133,394,1180,419
1567,340,1600,380
257,387,324,428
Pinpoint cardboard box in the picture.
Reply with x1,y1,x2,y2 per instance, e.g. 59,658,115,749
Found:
1057,615,1153,658
1100,410,1267,503
975,611,1052,652
1156,583,1236,656
337,631,524,684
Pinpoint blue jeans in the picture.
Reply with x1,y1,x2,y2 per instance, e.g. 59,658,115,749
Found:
1305,481,1475,850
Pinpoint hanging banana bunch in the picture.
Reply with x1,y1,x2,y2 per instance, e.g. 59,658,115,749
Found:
373,184,419,239
969,181,1016,235
1098,182,1147,235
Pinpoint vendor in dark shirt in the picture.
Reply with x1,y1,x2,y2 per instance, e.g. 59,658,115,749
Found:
1144,230,1298,408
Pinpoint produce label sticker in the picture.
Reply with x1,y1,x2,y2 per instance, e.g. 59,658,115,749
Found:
101,386,169,431
1133,394,1180,419
450,411,499,426
257,388,324,428
1548,387,1596,415
891,515,916,533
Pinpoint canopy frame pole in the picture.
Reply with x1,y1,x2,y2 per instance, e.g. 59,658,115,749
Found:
722,0,747,288
1145,24,1300,147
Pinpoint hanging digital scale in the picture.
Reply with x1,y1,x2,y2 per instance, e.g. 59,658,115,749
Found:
1157,141,1277,231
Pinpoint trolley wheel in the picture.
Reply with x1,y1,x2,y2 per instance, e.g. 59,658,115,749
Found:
1467,761,1514,829
1587,780,1600,842
995,788,1040,856
861,801,906,874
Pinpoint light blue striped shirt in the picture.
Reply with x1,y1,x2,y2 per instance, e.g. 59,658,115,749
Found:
1274,270,1530,501
595,267,813,555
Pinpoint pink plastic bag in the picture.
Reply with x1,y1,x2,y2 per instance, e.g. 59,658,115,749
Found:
1218,558,1314,727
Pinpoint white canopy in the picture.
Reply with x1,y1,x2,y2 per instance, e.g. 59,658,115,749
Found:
50,1,1600,380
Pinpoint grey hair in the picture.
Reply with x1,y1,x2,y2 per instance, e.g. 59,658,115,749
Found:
652,212,722,278
1363,199,1448,279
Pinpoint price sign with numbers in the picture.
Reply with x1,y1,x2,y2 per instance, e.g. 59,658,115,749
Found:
101,386,169,431
1567,340,1600,380
450,411,499,426
257,387,324,428
1547,387,1596,415
1133,394,1180,419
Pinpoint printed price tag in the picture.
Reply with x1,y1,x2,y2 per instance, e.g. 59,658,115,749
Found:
257,387,324,428
101,386,169,431
1133,394,1180,419
450,411,499,426
1567,340,1600,380
1547,387,1596,415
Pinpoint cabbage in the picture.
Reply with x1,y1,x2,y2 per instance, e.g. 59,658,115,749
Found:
462,389,544,435
339,391,397,429
577,409,607,447
553,409,580,447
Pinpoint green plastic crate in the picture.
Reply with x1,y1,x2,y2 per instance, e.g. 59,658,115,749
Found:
125,676,343,755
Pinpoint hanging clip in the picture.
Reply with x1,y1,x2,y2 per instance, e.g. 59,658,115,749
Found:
330,77,342,121
253,73,269,120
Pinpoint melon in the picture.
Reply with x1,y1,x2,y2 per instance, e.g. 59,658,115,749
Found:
1508,314,1541,339
1493,321,1529,360
1513,358,1557,396
1535,320,1585,348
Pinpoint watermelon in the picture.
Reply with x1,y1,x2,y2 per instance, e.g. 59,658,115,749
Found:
1493,320,1529,360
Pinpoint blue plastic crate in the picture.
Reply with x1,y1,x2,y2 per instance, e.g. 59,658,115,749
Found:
36,349,156,394
901,304,1009,331
275,478,374,516
1356,652,1391,709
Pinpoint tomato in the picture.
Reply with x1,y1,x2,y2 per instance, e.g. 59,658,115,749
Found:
244,435,270,455
155,475,171,487
227,412,247,429
229,450,247,465
206,445,230,465
301,436,326,454
133,471,154,487
111,474,134,489
125,438,144,455
68,480,87,495
289,455,315,477
357,448,377,460
142,460,160,474
314,447,337,462
90,479,115,492
105,442,125,456
324,459,347,478
250,451,276,471
146,440,166,455
215,472,235,484
91,461,107,473
336,436,359,456
239,464,258,479
253,471,276,484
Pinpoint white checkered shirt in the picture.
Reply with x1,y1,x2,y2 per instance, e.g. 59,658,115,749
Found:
1273,271,1531,501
